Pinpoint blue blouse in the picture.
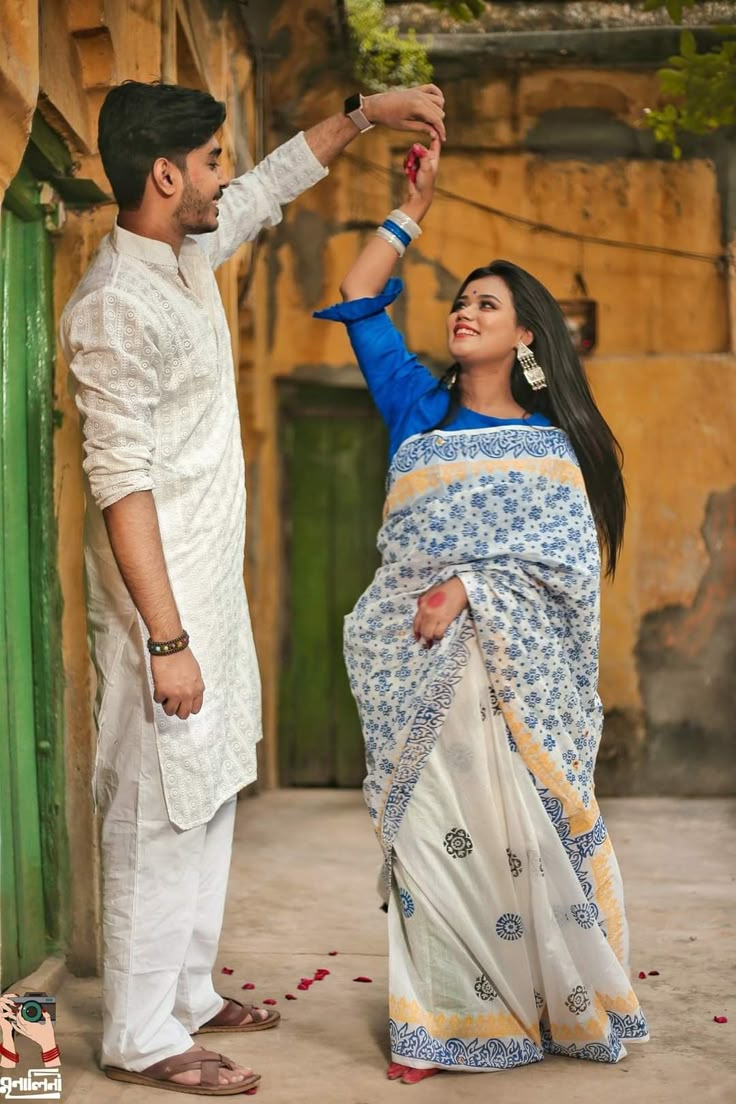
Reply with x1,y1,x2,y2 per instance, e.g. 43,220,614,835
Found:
314,279,552,460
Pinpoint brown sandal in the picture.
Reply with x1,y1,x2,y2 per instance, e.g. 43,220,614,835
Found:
196,998,281,1034
105,1046,260,1095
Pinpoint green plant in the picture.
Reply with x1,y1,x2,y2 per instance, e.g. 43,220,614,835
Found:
643,0,736,155
344,0,484,89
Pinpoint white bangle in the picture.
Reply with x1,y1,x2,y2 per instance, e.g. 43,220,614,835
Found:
388,209,422,240
375,226,406,256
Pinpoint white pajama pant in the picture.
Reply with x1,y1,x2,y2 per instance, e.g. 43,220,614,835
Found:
93,664,236,1073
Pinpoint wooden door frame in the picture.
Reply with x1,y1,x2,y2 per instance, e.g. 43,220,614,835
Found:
0,155,68,986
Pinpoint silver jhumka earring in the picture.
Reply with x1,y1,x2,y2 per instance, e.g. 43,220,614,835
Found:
517,340,547,390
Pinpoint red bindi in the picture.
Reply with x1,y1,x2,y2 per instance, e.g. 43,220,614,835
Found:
426,591,446,609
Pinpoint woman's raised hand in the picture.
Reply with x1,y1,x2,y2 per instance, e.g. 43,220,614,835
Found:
404,133,441,222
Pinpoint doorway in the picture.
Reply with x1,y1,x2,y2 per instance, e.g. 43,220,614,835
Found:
278,383,388,786
0,163,66,985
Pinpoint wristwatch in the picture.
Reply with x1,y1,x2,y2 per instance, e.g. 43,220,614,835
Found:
344,93,374,133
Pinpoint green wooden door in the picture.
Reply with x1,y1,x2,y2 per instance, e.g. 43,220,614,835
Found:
279,384,388,786
0,167,66,986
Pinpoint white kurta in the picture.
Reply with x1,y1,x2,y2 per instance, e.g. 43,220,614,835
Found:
61,133,328,831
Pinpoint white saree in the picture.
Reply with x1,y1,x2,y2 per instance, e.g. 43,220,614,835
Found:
345,425,649,1070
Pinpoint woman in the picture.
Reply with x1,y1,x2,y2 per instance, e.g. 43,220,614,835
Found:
314,137,648,1082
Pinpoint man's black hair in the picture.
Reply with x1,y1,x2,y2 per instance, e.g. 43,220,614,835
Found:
98,81,227,209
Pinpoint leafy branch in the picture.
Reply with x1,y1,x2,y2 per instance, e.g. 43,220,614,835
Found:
643,0,736,154
343,0,484,90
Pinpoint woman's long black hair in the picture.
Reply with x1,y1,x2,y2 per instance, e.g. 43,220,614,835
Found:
436,260,626,578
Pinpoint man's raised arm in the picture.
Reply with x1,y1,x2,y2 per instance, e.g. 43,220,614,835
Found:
195,84,445,269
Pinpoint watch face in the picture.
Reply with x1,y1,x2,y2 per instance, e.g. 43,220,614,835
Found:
344,92,362,115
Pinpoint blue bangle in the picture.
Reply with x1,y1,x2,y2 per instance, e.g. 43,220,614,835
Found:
382,219,412,249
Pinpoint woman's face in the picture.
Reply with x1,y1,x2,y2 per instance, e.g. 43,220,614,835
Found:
446,275,531,366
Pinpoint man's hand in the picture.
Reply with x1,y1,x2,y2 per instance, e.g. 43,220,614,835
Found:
151,649,205,720
413,576,468,648
364,85,446,142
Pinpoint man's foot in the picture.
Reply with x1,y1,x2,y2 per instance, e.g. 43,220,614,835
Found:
218,1000,270,1027
104,1045,260,1095
170,1044,253,1088
196,998,280,1034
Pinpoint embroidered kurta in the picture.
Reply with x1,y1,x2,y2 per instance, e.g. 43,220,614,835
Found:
61,133,328,830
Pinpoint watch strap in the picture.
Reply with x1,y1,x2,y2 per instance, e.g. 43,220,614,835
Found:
344,92,374,133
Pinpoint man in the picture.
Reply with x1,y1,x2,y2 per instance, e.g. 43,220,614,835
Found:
60,78,445,1095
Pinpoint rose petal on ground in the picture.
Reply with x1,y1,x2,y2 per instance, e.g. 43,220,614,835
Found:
245,1089,258,1096
714,1016,728,1023
221,967,234,975
353,976,373,983
262,999,277,1006
637,971,647,979
297,983,310,991
299,978,314,986
241,983,256,990
285,994,297,1001
328,951,338,956
647,970,660,976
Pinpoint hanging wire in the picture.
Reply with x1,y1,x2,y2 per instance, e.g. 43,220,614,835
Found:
343,151,730,270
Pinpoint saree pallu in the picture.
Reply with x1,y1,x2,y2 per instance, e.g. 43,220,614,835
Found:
344,426,648,1070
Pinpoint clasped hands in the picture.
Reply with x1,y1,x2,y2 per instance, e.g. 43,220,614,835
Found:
362,85,446,143
413,576,468,648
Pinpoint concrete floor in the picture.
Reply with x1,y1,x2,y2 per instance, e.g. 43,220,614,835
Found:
21,792,736,1103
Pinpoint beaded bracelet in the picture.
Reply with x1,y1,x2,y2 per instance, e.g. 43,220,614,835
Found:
147,629,190,656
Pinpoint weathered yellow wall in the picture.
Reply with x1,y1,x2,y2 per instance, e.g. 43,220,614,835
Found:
0,0,39,197
260,47,735,793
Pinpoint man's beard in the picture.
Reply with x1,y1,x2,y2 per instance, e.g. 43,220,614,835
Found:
175,178,219,235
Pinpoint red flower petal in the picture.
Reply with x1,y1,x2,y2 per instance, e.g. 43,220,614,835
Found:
241,983,256,990
328,951,338,956
299,978,314,986
285,994,297,1001
262,999,277,1006
297,983,310,991
313,970,330,980
637,971,647,979
221,967,234,975
714,1016,728,1024
353,976,373,983
647,970,660,976
245,1088,258,1096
